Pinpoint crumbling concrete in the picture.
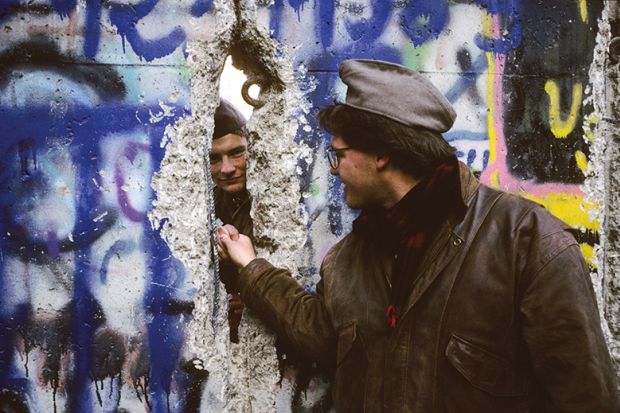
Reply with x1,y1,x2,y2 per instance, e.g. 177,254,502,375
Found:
584,0,620,378
150,0,311,410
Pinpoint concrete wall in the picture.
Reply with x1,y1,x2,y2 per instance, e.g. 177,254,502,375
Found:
0,0,617,412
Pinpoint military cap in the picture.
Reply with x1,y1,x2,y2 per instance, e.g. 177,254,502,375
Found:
339,59,456,133
214,98,247,139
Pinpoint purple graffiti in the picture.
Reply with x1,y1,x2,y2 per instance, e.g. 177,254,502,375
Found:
114,142,151,222
47,231,59,258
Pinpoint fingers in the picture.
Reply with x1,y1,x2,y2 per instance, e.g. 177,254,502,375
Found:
217,225,241,245
216,226,256,269
222,224,240,241
217,243,229,260
217,226,230,243
217,227,234,260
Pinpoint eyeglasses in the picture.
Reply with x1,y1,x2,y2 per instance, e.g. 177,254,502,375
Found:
326,146,353,169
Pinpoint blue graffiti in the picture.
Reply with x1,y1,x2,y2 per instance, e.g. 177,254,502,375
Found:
1,1,194,61
0,304,30,388
270,0,286,39
344,0,391,42
143,227,187,412
455,149,490,170
400,0,449,46
445,53,487,103
308,1,401,68
100,240,137,284
473,0,522,53
0,96,186,411
0,1,21,25
191,0,214,17
84,0,103,58
467,149,477,167
50,0,77,18
317,1,335,51
109,0,187,62
444,131,489,142
269,0,310,39
288,0,310,17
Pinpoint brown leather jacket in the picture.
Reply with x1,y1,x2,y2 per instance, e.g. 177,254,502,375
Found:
237,164,620,412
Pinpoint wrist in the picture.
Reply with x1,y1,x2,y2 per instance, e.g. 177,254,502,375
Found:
236,254,256,271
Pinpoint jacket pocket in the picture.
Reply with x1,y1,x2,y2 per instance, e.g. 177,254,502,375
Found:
445,334,525,397
333,321,367,412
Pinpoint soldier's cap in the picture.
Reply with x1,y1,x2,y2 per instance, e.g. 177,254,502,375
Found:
339,59,456,133
214,98,247,139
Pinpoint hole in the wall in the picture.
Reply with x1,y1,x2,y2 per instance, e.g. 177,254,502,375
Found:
197,34,332,413
219,56,253,119
246,84,260,101
212,55,256,345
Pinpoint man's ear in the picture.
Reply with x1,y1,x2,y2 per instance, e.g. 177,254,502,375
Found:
376,153,390,171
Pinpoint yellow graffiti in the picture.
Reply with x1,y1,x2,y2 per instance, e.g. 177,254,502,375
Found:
524,193,599,232
482,12,597,266
483,13,498,165
575,150,588,172
580,243,595,267
544,80,583,139
578,0,588,23
523,192,599,267
583,113,599,143
490,170,500,188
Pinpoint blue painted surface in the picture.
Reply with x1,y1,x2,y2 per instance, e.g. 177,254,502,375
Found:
0,0,605,410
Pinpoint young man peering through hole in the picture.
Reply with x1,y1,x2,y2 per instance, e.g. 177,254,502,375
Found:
209,98,252,343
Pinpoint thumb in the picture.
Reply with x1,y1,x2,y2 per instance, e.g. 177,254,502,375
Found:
217,227,231,244
223,224,240,241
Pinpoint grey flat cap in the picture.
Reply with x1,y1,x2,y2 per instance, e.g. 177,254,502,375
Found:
340,59,456,133
214,98,246,139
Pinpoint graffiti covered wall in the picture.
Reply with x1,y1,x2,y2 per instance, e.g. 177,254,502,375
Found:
0,0,615,412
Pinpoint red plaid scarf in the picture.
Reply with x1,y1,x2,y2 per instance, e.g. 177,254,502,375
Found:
353,156,466,329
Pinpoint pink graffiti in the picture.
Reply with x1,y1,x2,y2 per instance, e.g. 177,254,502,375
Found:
479,15,582,197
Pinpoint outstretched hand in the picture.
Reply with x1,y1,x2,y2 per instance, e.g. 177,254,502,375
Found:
217,224,256,270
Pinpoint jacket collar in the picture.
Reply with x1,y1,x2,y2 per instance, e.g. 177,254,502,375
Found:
399,162,482,319
454,161,481,222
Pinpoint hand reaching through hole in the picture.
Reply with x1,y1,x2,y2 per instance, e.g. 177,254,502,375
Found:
217,224,256,270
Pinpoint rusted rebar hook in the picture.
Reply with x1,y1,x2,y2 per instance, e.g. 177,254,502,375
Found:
241,74,270,109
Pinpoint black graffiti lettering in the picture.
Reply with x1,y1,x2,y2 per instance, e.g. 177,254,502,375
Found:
0,39,126,101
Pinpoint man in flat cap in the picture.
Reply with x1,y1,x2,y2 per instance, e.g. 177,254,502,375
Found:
217,60,620,412
210,98,252,343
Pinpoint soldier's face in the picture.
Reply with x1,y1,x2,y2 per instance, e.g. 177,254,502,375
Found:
209,133,248,194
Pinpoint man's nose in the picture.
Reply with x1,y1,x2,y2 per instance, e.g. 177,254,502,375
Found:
220,156,236,174
329,165,339,176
